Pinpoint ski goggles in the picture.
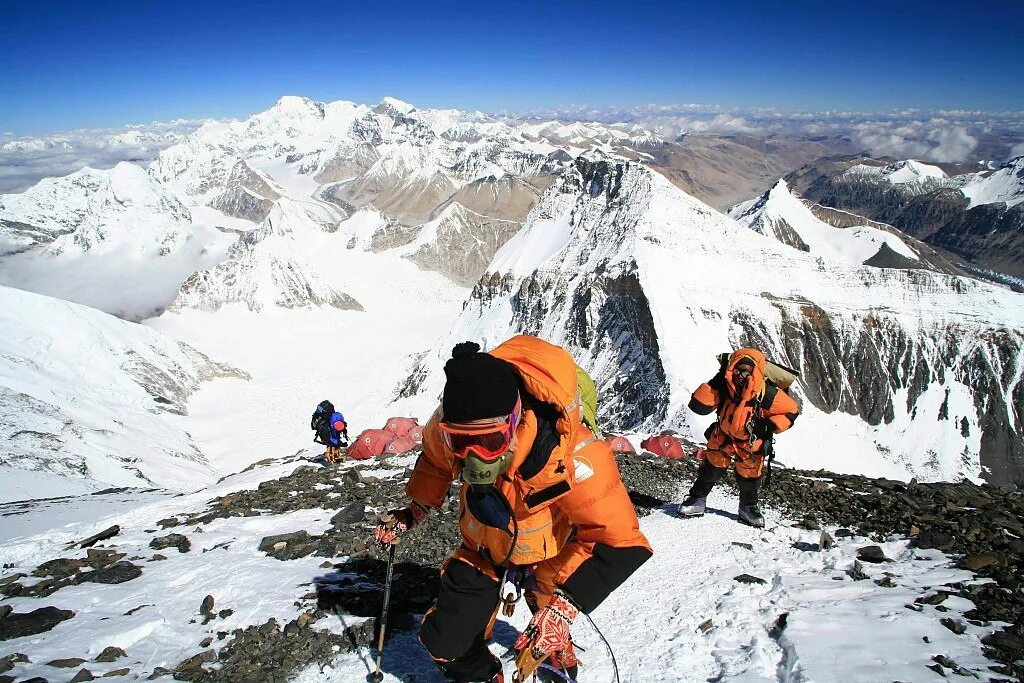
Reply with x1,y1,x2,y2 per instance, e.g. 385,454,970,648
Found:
439,398,522,462
732,366,754,380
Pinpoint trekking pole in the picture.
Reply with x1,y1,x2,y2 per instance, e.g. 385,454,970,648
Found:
368,542,397,683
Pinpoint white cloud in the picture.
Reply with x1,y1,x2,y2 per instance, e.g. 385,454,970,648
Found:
927,125,978,162
1011,141,1024,159
0,118,215,193
510,103,1023,164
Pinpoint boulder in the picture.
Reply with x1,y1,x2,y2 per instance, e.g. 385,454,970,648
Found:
0,606,75,640
258,531,320,560
733,574,766,585
77,525,120,548
79,562,142,585
856,545,890,563
330,502,365,527
149,534,191,553
48,658,86,668
95,646,127,663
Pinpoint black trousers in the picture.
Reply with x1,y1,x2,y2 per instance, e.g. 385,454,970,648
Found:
420,557,502,682
688,459,761,507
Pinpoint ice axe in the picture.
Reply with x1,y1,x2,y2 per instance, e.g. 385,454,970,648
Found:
512,646,548,682
367,541,397,683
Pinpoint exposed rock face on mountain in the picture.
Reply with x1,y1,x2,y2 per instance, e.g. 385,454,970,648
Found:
149,140,284,223
403,157,1024,486
206,160,281,222
0,162,192,256
0,286,246,496
786,155,1024,279
403,203,521,286
171,199,362,313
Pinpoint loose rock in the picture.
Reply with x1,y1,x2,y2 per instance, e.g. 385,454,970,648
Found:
856,545,889,563
79,562,142,585
733,574,766,585
149,534,191,554
0,606,75,640
77,525,120,548
95,646,127,662
48,658,86,668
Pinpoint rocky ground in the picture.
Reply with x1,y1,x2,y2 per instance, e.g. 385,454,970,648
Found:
2,450,1022,682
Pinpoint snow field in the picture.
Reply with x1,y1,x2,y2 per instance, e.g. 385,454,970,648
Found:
297,487,994,682
147,233,467,476
0,454,401,682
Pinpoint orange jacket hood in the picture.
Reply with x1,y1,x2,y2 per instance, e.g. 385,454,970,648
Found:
725,347,767,401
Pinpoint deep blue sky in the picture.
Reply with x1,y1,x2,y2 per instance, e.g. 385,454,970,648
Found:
2,0,1023,134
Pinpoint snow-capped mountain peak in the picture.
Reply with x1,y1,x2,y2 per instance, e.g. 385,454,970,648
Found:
732,179,921,267
961,155,1024,208
0,161,192,256
402,157,1024,485
377,96,416,115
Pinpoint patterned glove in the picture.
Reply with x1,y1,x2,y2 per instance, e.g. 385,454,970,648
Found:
374,502,429,549
514,589,580,661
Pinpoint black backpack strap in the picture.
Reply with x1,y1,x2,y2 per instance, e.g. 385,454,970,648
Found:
759,383,779,488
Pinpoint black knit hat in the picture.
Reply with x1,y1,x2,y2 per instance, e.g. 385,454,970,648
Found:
442,342,519,423
735,357,755,370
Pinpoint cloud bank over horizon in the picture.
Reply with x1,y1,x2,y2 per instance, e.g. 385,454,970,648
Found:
2,99,1022,194
505,103,1024,164
0,118,215,193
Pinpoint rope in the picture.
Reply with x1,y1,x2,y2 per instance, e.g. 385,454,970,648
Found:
537,663,576,682
584,613,620,683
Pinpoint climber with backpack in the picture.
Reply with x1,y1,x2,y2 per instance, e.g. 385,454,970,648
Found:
676,349,800,528
311,400,348,465
374,337,651,683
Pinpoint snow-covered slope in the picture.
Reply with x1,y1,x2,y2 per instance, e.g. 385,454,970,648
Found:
400,157,1024,486
787,154,1024,280
844,159,949,192
0,454,1004,683
0,162,191,255
731,180,921,266
0,286,247,502
841,156,1024,208
170,199,361,312
0,163,235,319
961,155,1024,208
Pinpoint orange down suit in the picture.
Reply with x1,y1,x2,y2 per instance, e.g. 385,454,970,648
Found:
690,348,801,478
406,336,652,673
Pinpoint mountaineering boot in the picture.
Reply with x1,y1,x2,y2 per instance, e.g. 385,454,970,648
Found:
675,460,727,517
737,504,765,528
736,475,764,527
676,495,707,517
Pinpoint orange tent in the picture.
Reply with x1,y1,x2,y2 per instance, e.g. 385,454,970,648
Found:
408,425,424,444
640,434,686,460
384,436,418,455
604,435,636,453
346,429,390,460
384,417,420,438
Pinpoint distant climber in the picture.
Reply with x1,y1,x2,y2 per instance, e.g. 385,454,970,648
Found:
374,337,652,683
675,349,800,528
311,400,348,464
